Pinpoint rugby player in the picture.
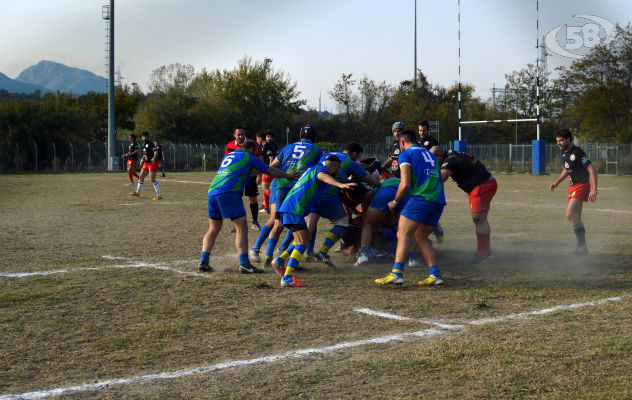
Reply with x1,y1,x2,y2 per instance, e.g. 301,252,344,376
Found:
249,126,322,266
381,121,406,176
375,130,446,286
122,133,140,185
273,155,356,287
355,177,410,265
225,127,262,230
550,129,598,255
261,130,280,213
199,140,300,273
129,131,162,200
308,142,381,268
441,150,497,262
419,120,445,242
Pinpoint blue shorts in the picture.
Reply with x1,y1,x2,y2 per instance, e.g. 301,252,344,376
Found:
370,186,409,214
271,186,291,206
310,194,347,220
280,212,308,232
401,196,444,226
208,192,246,220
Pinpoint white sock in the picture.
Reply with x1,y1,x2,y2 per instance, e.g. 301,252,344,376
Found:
153,182,161,195
136,181,143,193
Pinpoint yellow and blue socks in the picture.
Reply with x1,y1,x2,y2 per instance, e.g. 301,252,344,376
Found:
200,251,210,265
253,224,272,251
285,244,306,276
319,225,346,254
392,261,405,278
275,242,295,267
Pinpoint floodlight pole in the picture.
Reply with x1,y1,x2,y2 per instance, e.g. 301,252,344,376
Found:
107,0,117,171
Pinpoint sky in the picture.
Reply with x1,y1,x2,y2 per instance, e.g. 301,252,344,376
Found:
1,0,631,111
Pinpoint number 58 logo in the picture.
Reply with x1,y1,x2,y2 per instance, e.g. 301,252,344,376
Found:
545,15,615,59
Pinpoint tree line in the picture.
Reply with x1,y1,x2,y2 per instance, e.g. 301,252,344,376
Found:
1,25,631,153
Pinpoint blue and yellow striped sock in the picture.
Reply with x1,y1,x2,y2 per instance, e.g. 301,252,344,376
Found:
285,244,306,276
318,225,346,254
252,224,271,252
275,242,296,267
265,238,278,258
392,261,405,277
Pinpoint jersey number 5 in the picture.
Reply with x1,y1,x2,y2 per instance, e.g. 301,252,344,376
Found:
292,145,307,159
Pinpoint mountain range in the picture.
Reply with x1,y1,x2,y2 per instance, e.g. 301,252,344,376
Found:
0,60,107,95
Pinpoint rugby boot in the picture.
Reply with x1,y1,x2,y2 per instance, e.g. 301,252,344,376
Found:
316,252,337,268
198,262,213,273
374,273,404,286
129,192,140,197
281,275,306,288
248,249,261,263
417,275,444,287
239,264,263,274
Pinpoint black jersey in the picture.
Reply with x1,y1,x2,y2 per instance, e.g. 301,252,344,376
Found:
154,144,164,161
441,150,492,194
262,141,279,164
561,146,591,185
128,142,139,161
142,139,155,162
419,136,440,152
389,139,401,175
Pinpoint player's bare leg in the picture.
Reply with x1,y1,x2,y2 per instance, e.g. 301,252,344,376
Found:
250,202,277,263
471,211,492,262
150,170,161,200
356,208,385,265
248,195,260,229
415,223,443,286
233,216,262,273
130,168,148,197
199,218,223,272
375,215,416,285
566,198,587,254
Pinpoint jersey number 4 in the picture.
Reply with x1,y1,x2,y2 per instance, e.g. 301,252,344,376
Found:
421,151,435,167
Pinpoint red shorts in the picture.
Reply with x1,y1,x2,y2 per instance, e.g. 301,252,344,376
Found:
468,178,497,213
127,160,137,167
568,182,590,202
142,161,161,172
262,174,273,184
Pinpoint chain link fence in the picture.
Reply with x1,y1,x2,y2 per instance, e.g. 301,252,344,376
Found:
1,139,630,175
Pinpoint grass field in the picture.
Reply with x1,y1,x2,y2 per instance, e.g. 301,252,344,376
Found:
1,171,632,399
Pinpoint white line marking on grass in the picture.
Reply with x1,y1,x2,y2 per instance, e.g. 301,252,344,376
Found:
354,308,462,330
117,201,198,207
101,255,128,260
1,297,622,400
168,180,208,185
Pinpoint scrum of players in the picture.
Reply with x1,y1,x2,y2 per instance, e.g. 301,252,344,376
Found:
129,123,598,288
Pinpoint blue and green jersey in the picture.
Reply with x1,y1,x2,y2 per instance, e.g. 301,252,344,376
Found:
320,152,368,196
274,140,323,190
278,164,331,217
398,145,445,204
208,149,269,195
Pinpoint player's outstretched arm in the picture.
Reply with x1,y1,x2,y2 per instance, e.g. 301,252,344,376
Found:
587,164,598,202
362,173,382,187
381,157,394,170
317,172,357,190
550,169,568,192
389,164,411,211
267,166,301,180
